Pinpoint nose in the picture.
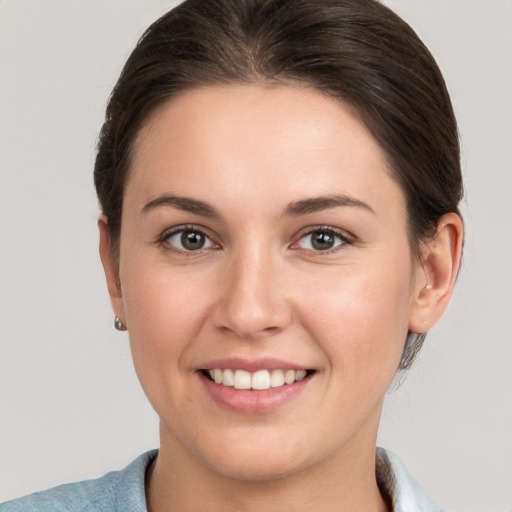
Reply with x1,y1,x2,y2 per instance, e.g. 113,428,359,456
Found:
212,246,293,340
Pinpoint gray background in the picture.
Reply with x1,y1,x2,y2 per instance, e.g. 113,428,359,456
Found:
1,1,511,510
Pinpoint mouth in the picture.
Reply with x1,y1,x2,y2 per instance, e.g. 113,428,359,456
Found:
201,368,314,390
197,358,316,413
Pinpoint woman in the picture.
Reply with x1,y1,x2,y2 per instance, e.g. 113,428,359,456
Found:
2,0,464,510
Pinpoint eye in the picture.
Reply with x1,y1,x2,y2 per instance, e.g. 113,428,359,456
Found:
295,228,348,252
164,227,217,252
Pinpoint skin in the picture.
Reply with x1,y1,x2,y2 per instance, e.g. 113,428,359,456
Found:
99,84,463,512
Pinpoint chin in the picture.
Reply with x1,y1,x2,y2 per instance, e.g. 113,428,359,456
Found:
188,428,309,482
205,454,305,482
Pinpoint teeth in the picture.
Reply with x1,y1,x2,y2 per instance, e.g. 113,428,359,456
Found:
252,370,271,390
284,369,295,384
223,368,234,387
233,370,251,390
206,368,309,390
295,370,307,381
270,369,285,388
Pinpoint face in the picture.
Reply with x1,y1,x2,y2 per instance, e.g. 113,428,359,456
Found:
104,85,426,480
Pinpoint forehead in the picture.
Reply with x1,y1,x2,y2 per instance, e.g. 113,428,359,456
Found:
126,84,404,217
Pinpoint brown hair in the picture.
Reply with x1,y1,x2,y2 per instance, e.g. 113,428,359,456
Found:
94,0,463,370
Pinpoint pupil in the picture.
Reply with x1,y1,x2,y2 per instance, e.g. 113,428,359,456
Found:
181,231,205,250
312,231,334,250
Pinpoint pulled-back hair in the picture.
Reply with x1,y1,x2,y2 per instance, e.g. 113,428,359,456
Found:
94,0,463,370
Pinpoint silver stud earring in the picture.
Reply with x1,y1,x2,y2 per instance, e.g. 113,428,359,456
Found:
114,316,127,331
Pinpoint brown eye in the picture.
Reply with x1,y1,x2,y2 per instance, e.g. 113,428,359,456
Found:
296,228,347,251
311,231,336,250
165,228,215,252
181,230,205,250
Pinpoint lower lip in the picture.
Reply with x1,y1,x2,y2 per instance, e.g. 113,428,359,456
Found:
199,372,312,414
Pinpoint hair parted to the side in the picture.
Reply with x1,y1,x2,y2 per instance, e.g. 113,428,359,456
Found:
94,0,463,371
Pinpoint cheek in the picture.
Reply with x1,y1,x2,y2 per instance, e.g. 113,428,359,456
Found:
296,256,413,384
119,257,215,387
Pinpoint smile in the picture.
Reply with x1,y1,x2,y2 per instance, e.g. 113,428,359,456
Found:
205,368,309,390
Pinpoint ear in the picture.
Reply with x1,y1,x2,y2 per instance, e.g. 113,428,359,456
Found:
409,213,464,333
98,215,126,327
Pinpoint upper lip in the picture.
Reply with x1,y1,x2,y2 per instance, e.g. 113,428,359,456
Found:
199,357,310,372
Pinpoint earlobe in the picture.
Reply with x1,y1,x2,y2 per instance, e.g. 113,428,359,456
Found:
409,213,463,333
98,215,126,323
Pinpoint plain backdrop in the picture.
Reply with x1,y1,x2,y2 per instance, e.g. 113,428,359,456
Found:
1,1,511,510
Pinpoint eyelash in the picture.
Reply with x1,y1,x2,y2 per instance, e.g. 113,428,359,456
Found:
158,225,218,256
291,226,354,254
157,225,354,255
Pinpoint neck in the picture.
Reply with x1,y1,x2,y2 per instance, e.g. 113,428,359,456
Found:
146,426,389,512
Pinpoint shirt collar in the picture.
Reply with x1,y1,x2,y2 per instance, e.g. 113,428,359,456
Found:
376,447,446,512
114,449,158,512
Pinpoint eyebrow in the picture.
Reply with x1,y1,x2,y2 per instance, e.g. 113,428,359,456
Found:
142,195,220,218
283,195,375,216
142,193,374,219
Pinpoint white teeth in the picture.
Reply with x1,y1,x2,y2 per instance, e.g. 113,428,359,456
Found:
295,370,307,381
233,370,252,390
252,370,271,390
206,368,309,390
222,368,234,387
270,369,285,388
284,369,296,384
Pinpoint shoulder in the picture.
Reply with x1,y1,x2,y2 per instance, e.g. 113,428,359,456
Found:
0,450,158,512
376,447,448,512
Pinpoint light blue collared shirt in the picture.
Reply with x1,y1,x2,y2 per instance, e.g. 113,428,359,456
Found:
1,448,446,511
